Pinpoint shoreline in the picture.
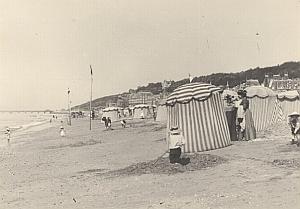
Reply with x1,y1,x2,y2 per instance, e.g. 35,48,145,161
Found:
0,119,62,148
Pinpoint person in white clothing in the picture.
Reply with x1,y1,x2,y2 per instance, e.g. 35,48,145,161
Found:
288,112,300,146
168,126,187,164
60,121,65,137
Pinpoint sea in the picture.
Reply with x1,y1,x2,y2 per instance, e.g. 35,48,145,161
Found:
0,112,67,135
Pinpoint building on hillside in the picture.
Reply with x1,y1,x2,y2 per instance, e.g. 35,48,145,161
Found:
128,91,159,106
116,95,129,107
263,73,300,91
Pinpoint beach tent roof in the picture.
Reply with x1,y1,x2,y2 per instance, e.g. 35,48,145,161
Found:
103,107,120,112
166,82,220,105
277,90,300,100
245,86,276,98
133,104,149,109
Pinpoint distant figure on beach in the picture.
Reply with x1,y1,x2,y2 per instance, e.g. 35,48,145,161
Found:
60,121,65,137
102,117,108,129
288,112,300,146
168,126,190,165
140,112,145,119
5,127,11,144
121,119,126,128
107,117,112,129
153,111,157,121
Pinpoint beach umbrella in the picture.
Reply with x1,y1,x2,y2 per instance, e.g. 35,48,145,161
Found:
277,90,300,119
166,82,231,153
245,86,283,132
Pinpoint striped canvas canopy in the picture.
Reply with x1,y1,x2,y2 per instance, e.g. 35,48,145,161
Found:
246,86,276,98
167,82,231,153
245,87,283,131
277,90,299,100
166,82,220,106
133,104,149,109
277,91,300,119
103,107,120,112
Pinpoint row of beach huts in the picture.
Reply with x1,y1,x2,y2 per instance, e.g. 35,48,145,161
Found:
94,82,300,154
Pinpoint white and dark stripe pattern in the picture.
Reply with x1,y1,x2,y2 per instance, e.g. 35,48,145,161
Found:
167,84,231,153
167,82,220,105
248,97,283,132
277,91,300,119
278,98,300,119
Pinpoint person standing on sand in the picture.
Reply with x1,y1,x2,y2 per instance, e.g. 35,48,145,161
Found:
121,119,126,128
239,90,256,141
235,93,245,140
60,121,65,137
102,117,108,129
107,117,112,129
153,111,157,121
288,112,300,146
5,127,11,144
140,111,145,119
168,127,185,164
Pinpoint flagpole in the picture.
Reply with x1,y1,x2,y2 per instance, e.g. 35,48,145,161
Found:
89,65,93,130
68,88,71,126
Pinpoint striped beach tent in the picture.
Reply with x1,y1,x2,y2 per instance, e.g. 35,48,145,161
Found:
245,86,283,132
102,107,121,122
156,99,167,122
166,82,231,153
277,90,300,119
133,104,151,119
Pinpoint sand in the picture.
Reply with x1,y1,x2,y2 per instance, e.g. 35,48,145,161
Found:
0,118,300,209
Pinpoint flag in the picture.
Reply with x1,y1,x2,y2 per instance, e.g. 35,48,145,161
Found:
90,65,93,76
189,73,193,83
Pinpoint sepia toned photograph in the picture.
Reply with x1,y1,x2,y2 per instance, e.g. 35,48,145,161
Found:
0,0,299,208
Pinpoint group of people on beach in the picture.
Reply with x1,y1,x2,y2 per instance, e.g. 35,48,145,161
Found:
101,117,112,130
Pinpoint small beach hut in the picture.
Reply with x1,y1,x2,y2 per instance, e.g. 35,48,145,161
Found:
166,82,231,153
133,104,151,119
102,107,120,122
277,90,300,119
245,86,283,132
156,99,167,122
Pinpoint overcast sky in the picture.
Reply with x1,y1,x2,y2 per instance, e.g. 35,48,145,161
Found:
0,0,299,110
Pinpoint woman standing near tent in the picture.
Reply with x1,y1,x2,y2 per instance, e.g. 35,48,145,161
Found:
240,90,256,140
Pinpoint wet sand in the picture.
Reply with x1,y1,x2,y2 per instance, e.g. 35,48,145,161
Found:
0,118,299,209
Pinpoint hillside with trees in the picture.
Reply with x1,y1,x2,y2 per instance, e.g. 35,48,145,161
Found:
73,61,300,110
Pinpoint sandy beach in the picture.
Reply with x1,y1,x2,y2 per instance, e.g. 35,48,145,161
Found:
0,118,299,209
